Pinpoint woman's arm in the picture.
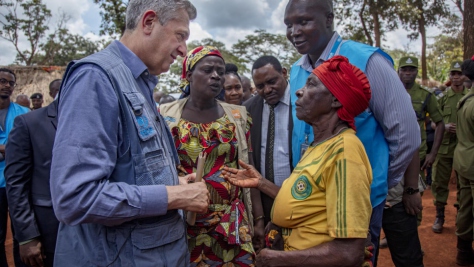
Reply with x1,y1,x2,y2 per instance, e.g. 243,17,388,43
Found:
222,160,281,199
247,153,265,251
256,238,365,267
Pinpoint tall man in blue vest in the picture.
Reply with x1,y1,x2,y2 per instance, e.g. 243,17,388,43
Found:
50,1,209,266
284,0,422,266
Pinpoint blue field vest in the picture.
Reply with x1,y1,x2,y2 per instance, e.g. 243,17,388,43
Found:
54,42,189,267
290,40,392,208
0,103,29,187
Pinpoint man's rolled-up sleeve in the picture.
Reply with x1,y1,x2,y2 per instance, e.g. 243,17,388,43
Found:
366,53,421,188
51,64,168,226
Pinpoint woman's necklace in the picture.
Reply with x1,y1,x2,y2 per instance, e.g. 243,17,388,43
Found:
299,127,349,163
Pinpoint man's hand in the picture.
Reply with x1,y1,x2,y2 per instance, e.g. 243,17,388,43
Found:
403,192,422,215
222,160,263,188
421,153,436,170
20,239,44,267
167,181,209,213
446,123,456,134
252,219,265,253
0,145,5,157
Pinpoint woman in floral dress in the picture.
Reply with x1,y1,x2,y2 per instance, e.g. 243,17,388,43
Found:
160,46,264,267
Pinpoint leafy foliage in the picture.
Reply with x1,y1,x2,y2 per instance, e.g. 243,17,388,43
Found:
0,0,52,65
93,0,128,37
231,29,300,73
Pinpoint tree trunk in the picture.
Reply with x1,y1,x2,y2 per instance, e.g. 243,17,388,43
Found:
360,0,374,46
464,0,474,58
372,9,382,48
417,1,428,84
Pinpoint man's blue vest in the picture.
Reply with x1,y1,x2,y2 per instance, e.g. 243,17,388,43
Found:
290,40,392,208
54,42,189,267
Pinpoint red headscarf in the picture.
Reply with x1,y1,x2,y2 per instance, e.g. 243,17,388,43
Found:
313,55,371,131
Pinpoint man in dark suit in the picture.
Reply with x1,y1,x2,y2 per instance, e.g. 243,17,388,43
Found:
4,79,60,267
244,56,292,225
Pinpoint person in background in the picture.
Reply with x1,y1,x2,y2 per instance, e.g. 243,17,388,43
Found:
431,60,469,232
463,78,472,91
49,79,61,99
160,45,264,266
159,94,176,105
15,95,30,109
244,55,291,226
153,91,165,106
0,68,30,267
223,63,244,105
425,115,435,185
29,93,43,110
283,1,421,266
5,80,62,267
454,56,474,266
49,1,209,266
241,76,253,102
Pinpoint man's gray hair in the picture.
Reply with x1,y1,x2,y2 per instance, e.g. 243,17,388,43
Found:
126,0,197,30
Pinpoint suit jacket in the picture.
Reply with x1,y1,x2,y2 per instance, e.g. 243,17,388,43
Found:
243,94,293,224
5,101,59,253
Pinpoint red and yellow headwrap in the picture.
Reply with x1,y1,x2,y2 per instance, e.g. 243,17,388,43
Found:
313,55,371,131
179,45,224,95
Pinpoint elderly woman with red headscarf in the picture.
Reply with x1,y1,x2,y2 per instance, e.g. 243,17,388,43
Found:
160,46,264,266
222,56,373,267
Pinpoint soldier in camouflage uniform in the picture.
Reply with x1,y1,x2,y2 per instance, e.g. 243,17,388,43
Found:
432,60,469,233
398,56,445,228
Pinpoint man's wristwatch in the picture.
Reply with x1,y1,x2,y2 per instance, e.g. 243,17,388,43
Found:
404,187,420,195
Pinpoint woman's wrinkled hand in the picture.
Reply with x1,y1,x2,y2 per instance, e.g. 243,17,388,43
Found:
222,160,262,188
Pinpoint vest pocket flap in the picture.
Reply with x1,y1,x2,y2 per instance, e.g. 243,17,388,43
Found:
123,92,146,115
131,218,184,249
123,92,157,141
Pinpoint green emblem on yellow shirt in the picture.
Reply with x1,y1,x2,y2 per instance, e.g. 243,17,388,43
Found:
291,175,312,200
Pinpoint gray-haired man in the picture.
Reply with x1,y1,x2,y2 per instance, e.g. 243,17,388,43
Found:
50,1,209,266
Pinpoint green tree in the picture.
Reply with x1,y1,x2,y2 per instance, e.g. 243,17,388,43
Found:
0,0,52,65
396,0,451,84
27,12,99,66
188,38,247,74
335,0,399,48
93,0,127,37
426,33,463,83
231,29,300,72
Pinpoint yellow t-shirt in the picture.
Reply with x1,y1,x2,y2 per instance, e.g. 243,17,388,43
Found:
271,129,373,251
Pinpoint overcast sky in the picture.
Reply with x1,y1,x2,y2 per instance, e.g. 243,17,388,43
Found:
0,0,461,66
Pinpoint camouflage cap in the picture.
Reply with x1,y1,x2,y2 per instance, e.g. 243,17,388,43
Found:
30,93,43,99
449,61,463,72
399,56,418,68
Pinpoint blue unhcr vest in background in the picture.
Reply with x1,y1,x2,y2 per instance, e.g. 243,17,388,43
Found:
290,40,392,208
54,42,189,267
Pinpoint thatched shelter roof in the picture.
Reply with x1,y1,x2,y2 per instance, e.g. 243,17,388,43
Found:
2,65,66,106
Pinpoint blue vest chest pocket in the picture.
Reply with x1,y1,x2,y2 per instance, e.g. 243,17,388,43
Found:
123,92,157,141
133,149,175,186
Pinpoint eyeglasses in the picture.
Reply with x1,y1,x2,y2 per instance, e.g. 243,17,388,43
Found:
0,78,16,87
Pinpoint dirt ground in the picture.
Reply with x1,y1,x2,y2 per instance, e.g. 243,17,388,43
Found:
378,181,462,267
3,181,464,267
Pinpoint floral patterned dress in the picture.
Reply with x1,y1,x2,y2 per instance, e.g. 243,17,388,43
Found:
171,113,255,267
